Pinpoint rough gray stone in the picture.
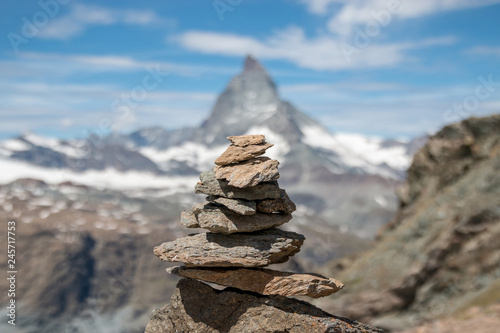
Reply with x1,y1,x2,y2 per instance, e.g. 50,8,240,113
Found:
207,196,256,215
257,189,297,214
145,278,385,333
153,229,305,267
180,203,292,234
195,171,281,200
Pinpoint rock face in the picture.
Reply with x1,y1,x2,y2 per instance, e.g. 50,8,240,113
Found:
168,267,344,298
145,278,384,333
148,134,380,332
326,115,500,331
154,228,304,267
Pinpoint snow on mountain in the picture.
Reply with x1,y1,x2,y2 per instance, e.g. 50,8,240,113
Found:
301,124,411,177
0,55,425,238
139,142,226,172
0,155,196,192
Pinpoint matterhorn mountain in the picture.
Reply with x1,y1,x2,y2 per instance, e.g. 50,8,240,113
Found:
0,55,424,238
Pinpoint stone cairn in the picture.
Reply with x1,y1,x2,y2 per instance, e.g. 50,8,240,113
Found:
153,134,344,299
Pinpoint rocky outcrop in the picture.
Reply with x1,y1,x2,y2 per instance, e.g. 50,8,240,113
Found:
325,115,500,331
147,134,381,332
145,278,384,333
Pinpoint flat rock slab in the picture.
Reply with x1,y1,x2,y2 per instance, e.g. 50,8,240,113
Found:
215,143,273,166
195,171,281,200
208,196,256,215
257,189,296,214
145,278,385,333
168,267,344,298
153,229,305,267
181,203,291,234
228,134,266,147
215,157,280,188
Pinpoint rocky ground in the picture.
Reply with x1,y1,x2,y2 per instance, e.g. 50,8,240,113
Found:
321,115,500,331
0,177,370,333
403,304,500,333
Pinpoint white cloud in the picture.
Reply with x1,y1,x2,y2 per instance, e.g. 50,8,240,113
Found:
301,0,500,36
467,46,500,56
0,52,237,78
176,27,454,71
299,0,344,15
38,4,161,40
0,78,217,136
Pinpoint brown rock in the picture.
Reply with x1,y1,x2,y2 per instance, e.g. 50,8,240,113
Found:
214,143,273,166
181,203,292,234
168,267,344,298
180,203,204,228
153,229,305,267
214,157,280,188
145,278,385,333
195,171,281,200
257,189,297,213
208,196,256,215
227,134,266,147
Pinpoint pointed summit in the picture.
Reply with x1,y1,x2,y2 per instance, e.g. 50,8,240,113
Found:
243,55,266,72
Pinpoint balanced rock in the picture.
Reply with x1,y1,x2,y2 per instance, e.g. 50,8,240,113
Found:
145,278,384,333
180,203,292,234
257,189,297,214
168,267,344,298
214,156,280,188
207,196,256,215
153,228,304,267
214,142,273,166
228,134,266,147
195,170,281,200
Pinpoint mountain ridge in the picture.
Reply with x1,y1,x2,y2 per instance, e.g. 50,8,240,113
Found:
0,55,424,238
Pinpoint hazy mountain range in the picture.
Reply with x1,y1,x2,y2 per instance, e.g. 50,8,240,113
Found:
0,55,426,238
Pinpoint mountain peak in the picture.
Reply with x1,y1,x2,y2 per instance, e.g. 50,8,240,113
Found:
243,55,266,72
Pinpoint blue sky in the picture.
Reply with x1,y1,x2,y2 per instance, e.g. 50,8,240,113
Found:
1,0,500,140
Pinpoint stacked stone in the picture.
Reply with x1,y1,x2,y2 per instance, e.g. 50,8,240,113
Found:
153,134,344,298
